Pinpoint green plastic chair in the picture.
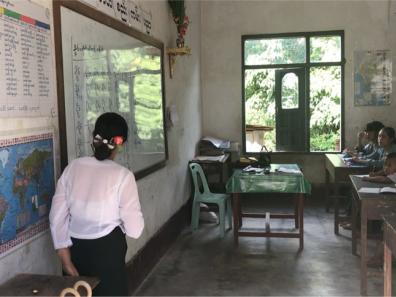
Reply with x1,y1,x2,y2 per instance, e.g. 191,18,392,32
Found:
189,162,232,237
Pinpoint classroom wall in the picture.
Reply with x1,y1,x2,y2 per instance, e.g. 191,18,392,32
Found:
0,0,60,283
0,0,202,283
124,0,202,260
200,0,394,184
391,0,396,115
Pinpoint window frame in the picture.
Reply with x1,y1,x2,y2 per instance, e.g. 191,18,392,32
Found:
241,30,345,154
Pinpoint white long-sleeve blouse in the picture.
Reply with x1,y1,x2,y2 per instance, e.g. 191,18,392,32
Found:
49,157,144,249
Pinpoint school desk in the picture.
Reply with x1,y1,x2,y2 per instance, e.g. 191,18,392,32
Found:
0,273,99,296
349,175,396,296
325,154,370,213
383,214,396,297
226,164,311,251
190,153,230,192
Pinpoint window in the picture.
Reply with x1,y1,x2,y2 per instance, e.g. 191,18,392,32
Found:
242,31,344,153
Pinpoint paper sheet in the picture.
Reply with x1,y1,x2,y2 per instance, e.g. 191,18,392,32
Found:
276,167,301,174
243,165,264,173
354,174,369,178
202,136,230,149
358,187,380,194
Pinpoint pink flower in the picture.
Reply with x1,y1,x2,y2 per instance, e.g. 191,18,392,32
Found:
176,15,189,38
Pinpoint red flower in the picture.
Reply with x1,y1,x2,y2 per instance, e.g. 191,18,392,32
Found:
176,15,189,38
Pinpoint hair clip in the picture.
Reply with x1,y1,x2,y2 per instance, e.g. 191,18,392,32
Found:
93,134,123,150
94,134,114,149
112,136,124,145
93,134,103,142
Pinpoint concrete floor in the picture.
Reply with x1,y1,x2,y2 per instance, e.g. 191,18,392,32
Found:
135,198,388,296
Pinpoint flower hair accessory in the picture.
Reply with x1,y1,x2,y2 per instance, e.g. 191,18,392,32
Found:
112,136,124,145
93,134,124,150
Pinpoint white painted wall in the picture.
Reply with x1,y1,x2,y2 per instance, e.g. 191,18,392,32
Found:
0,0,202,283
390,0,396,118
201,0,395,183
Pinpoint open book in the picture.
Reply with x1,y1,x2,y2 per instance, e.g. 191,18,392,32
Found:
358,187,396,194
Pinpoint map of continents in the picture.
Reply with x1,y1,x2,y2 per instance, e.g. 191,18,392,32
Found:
0,136,54,246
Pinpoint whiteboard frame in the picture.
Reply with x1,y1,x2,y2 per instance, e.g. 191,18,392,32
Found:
53,0,168,179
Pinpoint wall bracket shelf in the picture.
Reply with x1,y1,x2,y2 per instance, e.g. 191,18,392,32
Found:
166,47,191,78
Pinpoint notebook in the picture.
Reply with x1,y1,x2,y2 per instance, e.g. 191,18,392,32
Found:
358,187,396,194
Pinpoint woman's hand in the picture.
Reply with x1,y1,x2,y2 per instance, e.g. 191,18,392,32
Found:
63,261,79,276
358,131,365,141
351,156,361,163
57,248,79,276
369,169,383,177
343,147,354,155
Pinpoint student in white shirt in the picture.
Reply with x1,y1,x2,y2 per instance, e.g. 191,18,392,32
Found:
49,112,144,296
362,152,396,183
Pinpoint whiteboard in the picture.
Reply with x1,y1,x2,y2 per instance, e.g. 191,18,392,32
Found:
54,2,167,178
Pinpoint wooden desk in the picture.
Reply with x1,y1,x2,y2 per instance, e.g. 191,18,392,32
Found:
325,154,369,212
350,176,396,296
383,214,396,297
0,273,99,296
245,125,274,148
226,164,311,251
190,154,230,191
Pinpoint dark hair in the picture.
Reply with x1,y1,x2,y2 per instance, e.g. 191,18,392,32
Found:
366,121,384,138
386,152,396,161
92,112,128,161
381,127,396,144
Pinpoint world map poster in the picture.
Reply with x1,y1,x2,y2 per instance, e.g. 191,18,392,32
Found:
0,132,54,256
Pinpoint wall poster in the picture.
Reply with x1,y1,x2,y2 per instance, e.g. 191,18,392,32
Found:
0,130,55,257
0,0,56,117
354,50,392,106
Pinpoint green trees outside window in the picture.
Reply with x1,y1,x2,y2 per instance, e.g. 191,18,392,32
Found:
243,32,343,152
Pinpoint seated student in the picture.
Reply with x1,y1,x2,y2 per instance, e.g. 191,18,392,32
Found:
362,152,396,183
352,127,396,170
360,152,396,265
341,152,396,232
344,121,384,158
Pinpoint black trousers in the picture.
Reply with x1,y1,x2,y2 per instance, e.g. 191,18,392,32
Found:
71,227,128,296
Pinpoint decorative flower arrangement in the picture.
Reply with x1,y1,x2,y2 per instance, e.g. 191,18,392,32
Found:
168,0,189,48
176,15,189,47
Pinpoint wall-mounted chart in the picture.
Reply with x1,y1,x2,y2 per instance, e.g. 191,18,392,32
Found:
0,1,56,117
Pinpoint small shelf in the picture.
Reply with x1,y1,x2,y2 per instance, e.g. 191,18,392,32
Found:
166,47,191,78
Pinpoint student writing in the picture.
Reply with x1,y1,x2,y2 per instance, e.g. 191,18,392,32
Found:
363,152,396,183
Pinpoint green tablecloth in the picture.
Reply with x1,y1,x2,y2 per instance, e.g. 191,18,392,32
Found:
226,164,311,194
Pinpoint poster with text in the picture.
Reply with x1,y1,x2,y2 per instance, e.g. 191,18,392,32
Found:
0,1,56,117
354,50,392,106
